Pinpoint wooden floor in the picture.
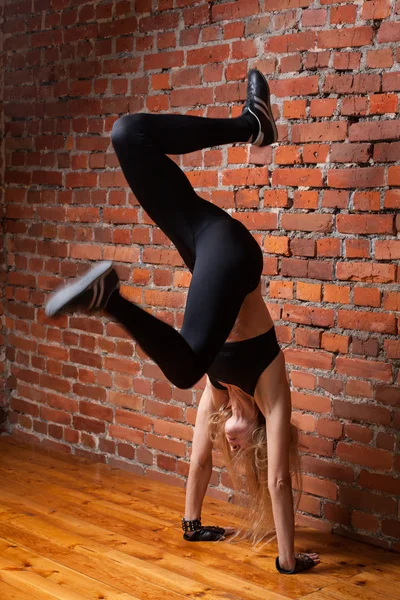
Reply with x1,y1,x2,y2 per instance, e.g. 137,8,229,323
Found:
1,437,400,600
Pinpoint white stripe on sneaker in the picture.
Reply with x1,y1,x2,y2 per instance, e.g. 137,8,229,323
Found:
45,261,114,317
88,282,98,311
247,108,264,146
255,96,278,143
96,277,105,309
254,101,269,120
254,95,269,114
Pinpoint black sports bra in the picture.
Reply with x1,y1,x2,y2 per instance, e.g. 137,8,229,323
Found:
207,327,280,397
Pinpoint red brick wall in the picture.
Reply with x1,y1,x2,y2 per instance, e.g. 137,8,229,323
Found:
0,0,7,429
3,0,400,549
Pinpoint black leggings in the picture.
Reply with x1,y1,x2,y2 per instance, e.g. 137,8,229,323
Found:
107,113,263,389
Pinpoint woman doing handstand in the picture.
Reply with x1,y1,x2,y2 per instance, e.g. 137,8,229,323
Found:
46,69,320,575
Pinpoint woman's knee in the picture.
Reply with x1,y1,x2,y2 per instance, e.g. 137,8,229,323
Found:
111,113,148,149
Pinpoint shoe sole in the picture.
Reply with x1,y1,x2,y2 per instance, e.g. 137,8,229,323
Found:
45,260,113,317
249,70,278,145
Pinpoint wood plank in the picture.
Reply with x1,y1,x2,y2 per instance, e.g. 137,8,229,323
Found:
0,460,268,568
0,454,193,529
0,440,238,526
0,555,89,600
1,449,362,573
0,539,142,600
0,578,59,600
0,466,359,592
4,443,393,571
345,569,400,599
0,461,178,530
0,524,240,600
364,563,400,580
0,503,288,600
0,507,16,523
0,472,331,599
0,440,189,506
298,577,400,600
290,527,394,567
299,581,397,600
298,594,342,600
0,444,376,582
0,492,288,600
2,440,390,577
298,567,400,600
0,515,213,600
2,437,400,600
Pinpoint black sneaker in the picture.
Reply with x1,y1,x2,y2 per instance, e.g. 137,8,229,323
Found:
243,69,278,147
45,261,119,317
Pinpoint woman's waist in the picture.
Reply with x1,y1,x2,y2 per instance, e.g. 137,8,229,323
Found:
226,302,274,343
220,325,278,353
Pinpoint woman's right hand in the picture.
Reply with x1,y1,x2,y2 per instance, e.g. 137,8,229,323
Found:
276,552,320,574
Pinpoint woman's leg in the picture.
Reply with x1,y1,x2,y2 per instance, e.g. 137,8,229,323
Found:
110,112,254,271
47,71,274,388
106,218,263,388
102,112,263,388
113,111,255,156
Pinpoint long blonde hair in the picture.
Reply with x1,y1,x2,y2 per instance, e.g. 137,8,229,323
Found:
209,397,302,547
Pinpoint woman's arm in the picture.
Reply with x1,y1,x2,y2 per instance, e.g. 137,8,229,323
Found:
257,350,295,569
184,378,228,521
256,351,320,572
265,386,296,570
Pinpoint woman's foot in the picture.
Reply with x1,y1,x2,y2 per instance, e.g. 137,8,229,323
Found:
243,69,278,147
276,552,320,574
45,261,119,317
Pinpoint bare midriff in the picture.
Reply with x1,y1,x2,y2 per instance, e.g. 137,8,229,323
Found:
226,282,274,343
